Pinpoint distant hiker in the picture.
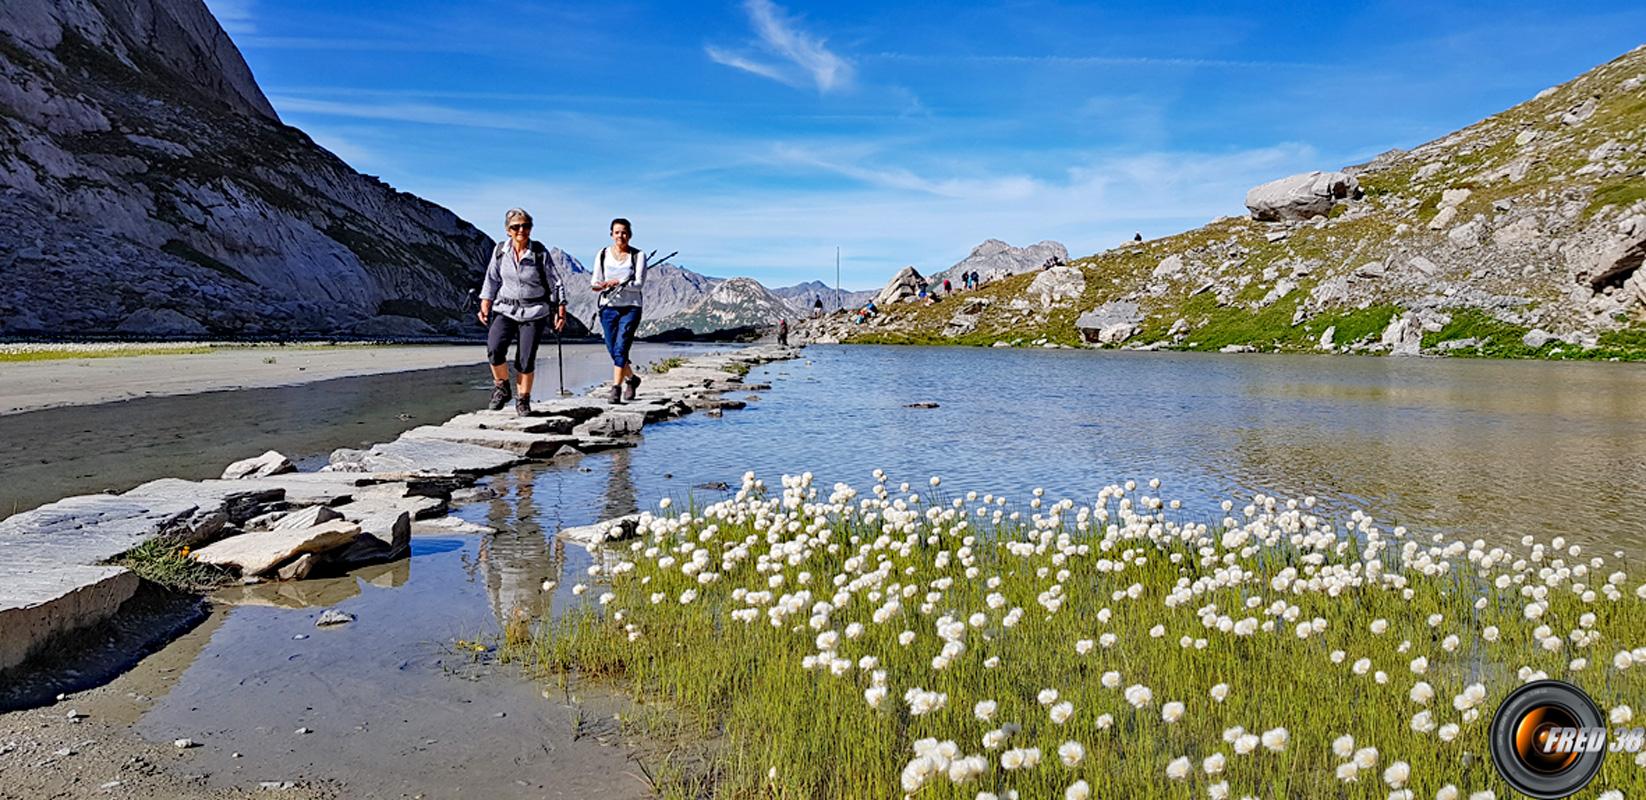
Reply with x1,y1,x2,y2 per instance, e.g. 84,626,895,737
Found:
777,318,789,346
592,218,648,404
477,208,567,417
1134,232,1143,242
812,297,824,319
942,278,952,295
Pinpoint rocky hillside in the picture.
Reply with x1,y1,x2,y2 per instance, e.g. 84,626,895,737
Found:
0,0,492,338
815,46,1646,361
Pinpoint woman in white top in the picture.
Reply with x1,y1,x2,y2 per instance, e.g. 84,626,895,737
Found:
591,217,648,403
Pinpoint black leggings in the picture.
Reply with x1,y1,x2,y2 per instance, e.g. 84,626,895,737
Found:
487,315,547,374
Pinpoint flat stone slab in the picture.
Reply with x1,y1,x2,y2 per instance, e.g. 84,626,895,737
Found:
574,411,646,439
402,425,578,458
192,520,364,576
571,437,637,454
0,564,140,672
517,399,606,422
442,412,576,435
331,437,525,477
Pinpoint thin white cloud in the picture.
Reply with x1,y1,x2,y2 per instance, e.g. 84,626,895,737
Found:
206,0,256,35
706,0,854,93
871,52,1325,70
412,141,1322,289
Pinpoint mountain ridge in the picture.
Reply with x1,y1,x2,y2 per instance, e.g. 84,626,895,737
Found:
816,45,1646,361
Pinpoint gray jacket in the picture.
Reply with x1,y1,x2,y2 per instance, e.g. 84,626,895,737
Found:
480,241,565,322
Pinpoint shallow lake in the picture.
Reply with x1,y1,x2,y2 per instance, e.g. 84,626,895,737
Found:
9,343,1646,795
579,345,1646,552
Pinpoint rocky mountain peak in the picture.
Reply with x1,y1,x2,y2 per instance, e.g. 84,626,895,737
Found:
1,0,277,122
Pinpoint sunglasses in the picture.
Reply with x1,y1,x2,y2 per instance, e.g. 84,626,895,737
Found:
508,223,532,232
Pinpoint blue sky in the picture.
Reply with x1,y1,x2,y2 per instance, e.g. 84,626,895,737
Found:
209,0,1646,289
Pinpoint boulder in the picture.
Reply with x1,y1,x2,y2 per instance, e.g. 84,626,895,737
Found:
191,520,364,577
1074,301,1142,346
1152,255,1185,279
221,450,295,480
1380,314,1423,356
1522,329,1554,349
1245,171,1361,221
1318,325,1337,351
1580,216,1645,292
874,266,928,306
1027,266,1085,307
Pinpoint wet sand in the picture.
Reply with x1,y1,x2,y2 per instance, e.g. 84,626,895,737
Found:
0,345,499,415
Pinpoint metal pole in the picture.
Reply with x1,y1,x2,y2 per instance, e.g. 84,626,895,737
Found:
555,328,567,396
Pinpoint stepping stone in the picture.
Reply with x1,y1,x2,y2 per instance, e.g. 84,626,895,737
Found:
442,412,575,435
574,411,646,438
221,450,295,480
0,564,140,672
402,425,578,458
192,520,364,576
328,437,524,477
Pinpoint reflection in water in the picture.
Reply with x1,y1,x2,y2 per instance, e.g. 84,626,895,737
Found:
481,467,562,636
601,447,639,521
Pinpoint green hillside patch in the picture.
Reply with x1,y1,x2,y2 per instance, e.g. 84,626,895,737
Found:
1587,177,1646,218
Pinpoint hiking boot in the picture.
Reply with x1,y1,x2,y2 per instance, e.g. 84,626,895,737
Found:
607,383,623,404
515,394,532,417
487,379,511,411
622,374,640,402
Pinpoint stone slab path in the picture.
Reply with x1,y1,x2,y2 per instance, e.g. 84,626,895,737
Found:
0,345,799,672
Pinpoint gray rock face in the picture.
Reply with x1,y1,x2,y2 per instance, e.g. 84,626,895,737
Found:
1245,171,1361,221
1075,301,1142,346
933,239,1069,284
0,0,493,337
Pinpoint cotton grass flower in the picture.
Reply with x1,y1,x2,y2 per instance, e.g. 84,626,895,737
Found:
1166,756,1191,780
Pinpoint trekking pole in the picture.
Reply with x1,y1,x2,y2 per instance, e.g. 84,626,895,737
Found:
555,327,569,396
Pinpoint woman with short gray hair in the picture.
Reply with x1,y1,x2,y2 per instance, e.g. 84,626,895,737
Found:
478,208,566,415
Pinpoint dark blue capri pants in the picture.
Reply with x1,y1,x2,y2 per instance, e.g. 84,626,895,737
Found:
599,305,642,368
487,314,546,373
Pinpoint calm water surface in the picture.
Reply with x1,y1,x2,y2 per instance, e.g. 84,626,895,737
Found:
558,345,1646,552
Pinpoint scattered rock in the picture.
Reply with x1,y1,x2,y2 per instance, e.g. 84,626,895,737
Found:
1381,314,1423,357
1514,130,1539,146
294,727,312,735
1428,206,1458,230
694,482,730,491
221,450,296,480
557,515,643,546
1522,328,1555,349
1318,326,1337,351
315,609,355,627
1074,301,1143,346
1027,266,1085,307
173,738,196,749
873,266,929,306
1152,255,1185,279
1561,97,1598,125
191,519,364,576
904,402,940,409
